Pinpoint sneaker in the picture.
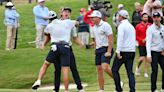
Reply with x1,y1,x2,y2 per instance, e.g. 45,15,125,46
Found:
85,45,90,49
79,89,85,92
135,67,140,76
36,45,40,48
5,48,10,51
161,89,164,92
120,81,124,88
144,73,149,78
32,80,41,90
153,90,159,92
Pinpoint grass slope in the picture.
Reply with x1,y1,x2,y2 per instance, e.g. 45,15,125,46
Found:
0,0,163,91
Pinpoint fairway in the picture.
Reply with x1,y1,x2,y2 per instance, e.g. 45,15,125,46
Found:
0,0,163,92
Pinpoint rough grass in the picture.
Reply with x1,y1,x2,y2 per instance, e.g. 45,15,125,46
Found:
0,0,163,92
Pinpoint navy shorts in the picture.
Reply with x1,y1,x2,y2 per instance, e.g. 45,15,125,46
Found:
46,44,71,67
95,47,114,65
138,46,147,56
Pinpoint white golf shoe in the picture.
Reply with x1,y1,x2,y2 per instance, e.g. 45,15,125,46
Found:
144,73,149,78
135,67,140,76
32,80,41,90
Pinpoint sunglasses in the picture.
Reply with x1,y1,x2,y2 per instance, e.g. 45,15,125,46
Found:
160,31,163,39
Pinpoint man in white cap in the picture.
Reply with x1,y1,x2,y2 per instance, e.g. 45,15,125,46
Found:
33,0,52,48
4,2,19,50
112,10,136,92
89,10,114,92
112,4,124,31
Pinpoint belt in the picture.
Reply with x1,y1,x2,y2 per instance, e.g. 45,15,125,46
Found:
51,41,69,45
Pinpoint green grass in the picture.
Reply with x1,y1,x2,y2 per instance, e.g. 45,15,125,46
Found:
0,0,163,92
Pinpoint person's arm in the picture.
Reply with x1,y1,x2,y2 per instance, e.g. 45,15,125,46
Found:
43,34,50,46
147,0,154,8
116,25,124,59
40,34,50,50
72,26,84,47
90,27,96,47
105,34,113,57
146,28,152,63
41,26,51,50
73,37,84,47
104,24,113,57
162,40,164,55
135,25,143,42
152,1,162,9
33,7,50,20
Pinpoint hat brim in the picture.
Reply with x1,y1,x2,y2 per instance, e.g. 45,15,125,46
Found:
88,15,94,18
88,15,101,18
63,8,71,13
38,0,45,3
153,15,161,17
5,5,14,7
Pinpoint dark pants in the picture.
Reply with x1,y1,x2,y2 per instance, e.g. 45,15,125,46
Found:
0,0,2,6
151,51,164,92
53,47,83,92
112,52,135,92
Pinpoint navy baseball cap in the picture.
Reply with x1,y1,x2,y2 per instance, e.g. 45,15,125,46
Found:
153,12,161,17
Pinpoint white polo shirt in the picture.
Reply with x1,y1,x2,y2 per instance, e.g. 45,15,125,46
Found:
44,19,77,43
90,20,113,49
116,19,136,53
146,23,164,57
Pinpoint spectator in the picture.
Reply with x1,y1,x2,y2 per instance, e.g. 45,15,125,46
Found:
33,0,51,48
112,4,124,31
132,2,142,27
4,2,19,50
135,13,152,78
77,8,90,49
152,0,163,24
143,0,154,23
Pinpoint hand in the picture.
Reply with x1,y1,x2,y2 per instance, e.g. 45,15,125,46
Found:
142,39,146,43
90,42,95,48
117,53,122,60
40,44,45,51
105,52,111,57
80,42,85,48
161,51,164,56
44,16,53,20
17,23,20,27
147,57,152,64
75,21,79,27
